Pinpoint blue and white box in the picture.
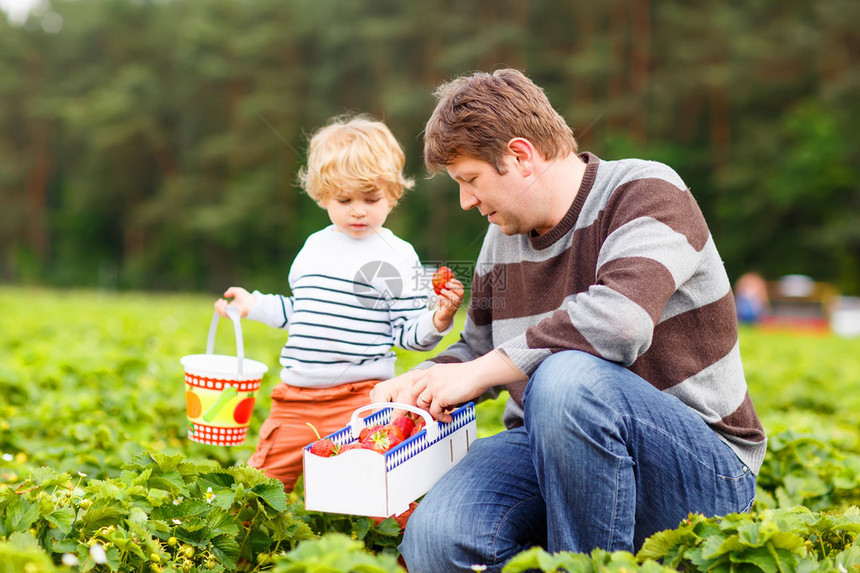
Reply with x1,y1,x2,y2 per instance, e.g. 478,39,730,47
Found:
303,402,477,517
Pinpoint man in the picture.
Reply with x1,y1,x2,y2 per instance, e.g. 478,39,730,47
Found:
370,68,766,572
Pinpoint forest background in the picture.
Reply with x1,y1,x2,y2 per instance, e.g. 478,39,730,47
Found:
1,0,858,297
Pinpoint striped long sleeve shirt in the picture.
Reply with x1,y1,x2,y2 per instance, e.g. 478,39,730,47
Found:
425,153,767,474
248,225,450,388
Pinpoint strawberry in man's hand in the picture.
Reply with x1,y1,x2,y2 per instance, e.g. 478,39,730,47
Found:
432,266,454,296
306,422,340,457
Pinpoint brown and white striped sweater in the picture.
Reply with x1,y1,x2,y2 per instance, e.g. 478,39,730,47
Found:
426,152,767,474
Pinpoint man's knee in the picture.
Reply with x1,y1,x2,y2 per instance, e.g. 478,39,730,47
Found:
524,350,605,417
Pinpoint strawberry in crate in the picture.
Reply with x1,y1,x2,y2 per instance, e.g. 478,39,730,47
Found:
307,409,422,456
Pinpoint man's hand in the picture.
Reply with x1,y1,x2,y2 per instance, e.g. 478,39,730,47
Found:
370,370,424,405
413,350,528,422
214,286,255,318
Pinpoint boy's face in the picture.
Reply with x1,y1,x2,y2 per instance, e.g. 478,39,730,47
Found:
320,187,392,239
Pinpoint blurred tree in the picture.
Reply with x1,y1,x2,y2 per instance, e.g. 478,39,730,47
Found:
0,0,856,294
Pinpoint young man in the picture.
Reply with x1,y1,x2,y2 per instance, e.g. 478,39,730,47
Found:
370,69,766,572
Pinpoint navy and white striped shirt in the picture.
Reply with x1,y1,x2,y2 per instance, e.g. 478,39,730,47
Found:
248,225,449,388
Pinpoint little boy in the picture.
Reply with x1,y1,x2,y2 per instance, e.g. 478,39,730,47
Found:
215,115,464,491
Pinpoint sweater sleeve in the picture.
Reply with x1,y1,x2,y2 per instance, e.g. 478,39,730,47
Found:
501,177,711,376
246,291,294,330
386,250,451,351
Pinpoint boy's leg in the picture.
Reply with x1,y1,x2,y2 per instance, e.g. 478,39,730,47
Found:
248,380,377,491
524,350,757,553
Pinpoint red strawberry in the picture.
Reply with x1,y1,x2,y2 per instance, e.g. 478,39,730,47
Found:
432,266,454,295
360,424,382,443
390,415,415,438
337,443,364,454
306,422,339,457
367,425,405,453
409,417,426,437
309,439,340,457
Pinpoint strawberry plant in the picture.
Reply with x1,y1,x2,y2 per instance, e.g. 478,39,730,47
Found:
502,546,676,572
755,430,860,511
0,453,315,571
3,287,860,571
270,532,404,572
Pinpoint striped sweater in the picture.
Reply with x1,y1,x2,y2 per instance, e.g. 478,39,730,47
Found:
248,225,449,388
427,153,767,473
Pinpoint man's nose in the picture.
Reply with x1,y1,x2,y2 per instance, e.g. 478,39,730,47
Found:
459,186,478,211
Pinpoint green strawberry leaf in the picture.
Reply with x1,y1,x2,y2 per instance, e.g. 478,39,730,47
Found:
251,482,287,512
45,506,75,535
210,533,240,570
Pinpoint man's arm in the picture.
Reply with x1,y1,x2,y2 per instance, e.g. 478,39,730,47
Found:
412,349,527,422
499,174,712,380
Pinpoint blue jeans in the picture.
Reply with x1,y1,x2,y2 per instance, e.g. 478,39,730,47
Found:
400,350,757,572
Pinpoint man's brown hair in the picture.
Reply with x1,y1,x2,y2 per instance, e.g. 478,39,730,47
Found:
424,68,577,174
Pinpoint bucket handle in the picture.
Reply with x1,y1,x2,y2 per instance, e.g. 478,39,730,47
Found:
205,305,245,376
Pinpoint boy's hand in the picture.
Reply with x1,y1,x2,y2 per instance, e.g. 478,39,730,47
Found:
214,286,255,318
432,277,465,332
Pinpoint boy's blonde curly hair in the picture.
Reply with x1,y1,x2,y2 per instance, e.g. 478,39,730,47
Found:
297,114,414,207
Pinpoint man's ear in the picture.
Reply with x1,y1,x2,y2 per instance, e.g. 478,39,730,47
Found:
506,138,535,176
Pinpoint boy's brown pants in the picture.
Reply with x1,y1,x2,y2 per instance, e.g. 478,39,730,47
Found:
247,379,379,492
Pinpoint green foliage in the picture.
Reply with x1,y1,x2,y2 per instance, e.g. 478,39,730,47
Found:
0,454,315,572
503,546,676,572
2,288,860,571
638,507,860,572
270,533,405,573
755,430,860,511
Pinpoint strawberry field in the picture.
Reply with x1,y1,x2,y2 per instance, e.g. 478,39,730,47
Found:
2,286,860,572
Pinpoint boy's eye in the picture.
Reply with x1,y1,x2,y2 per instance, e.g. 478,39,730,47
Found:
366,197,380,203
336,198,350,204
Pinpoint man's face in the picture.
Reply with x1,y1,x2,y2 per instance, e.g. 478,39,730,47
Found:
446,155,531,235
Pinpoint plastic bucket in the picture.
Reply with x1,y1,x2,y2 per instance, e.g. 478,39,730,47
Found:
180,306,268,446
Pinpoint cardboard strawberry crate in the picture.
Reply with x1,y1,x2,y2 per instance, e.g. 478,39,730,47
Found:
303,402,477,518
